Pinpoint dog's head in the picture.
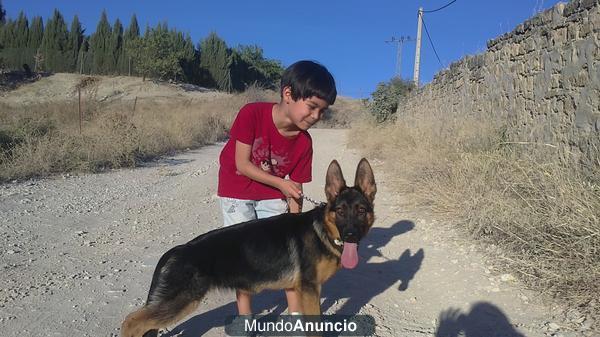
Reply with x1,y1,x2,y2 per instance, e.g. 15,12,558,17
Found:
324,158,376,269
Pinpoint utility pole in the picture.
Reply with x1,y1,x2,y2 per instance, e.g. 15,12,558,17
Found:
386,36,412,78
413,7,424,87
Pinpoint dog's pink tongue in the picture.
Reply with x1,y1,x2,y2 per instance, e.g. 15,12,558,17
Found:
341,242,359,269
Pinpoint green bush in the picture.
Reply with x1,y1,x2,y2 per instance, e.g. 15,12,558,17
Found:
368,77,414,123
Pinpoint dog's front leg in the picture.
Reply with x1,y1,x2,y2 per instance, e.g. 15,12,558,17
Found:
299,284,322,315
299,284,323,337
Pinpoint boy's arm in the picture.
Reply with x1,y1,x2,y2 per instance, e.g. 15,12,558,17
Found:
234,140,302,199
288,183,303,213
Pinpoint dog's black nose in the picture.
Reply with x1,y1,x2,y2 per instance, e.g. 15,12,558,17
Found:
342,229,359,243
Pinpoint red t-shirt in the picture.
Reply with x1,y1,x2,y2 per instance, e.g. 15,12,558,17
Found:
218,102,313,200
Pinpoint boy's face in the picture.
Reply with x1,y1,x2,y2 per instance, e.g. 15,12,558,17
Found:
283,87,330,131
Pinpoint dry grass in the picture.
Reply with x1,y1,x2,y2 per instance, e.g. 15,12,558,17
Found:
350,112,600,324
316,96,370,129
0,79,364,183
0,87,276,182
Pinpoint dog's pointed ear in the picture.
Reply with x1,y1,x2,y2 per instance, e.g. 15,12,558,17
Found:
325,160,346,202
354,158,376,203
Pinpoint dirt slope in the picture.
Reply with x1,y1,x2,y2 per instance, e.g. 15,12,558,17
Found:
0,73,227,107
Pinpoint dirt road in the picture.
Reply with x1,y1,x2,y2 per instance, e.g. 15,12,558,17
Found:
0,129,568,336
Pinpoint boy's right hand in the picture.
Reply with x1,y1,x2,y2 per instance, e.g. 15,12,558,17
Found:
278,179,302,200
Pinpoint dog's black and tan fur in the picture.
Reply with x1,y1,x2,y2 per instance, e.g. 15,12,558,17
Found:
121,159,376,337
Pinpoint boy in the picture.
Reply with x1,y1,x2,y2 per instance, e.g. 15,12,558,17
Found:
217,60,336,316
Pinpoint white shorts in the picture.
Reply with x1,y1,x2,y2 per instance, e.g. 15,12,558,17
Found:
219,197,289,227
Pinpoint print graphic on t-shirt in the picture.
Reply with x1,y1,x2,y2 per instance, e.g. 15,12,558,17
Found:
251,137,290,177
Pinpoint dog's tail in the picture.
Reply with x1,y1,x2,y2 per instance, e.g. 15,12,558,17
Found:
121,306,158,337
121,294,204,337
122,246,209,337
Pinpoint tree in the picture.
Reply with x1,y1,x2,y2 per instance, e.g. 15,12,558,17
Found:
28,17,45,72
369,77,415,123
200,32,232,92
14,11,29,69
27,16,43,49
174,31,195,82
109,18,123,74
66,15,83,72
0,19,15,48
0,6,285,88
0,0,5,67
14,11,28,48
0,11,29,69
122,14,140,75
40,9,69,72
78,37,91,74
131,23,191,81
124,14,139,40
89,10,111,74
0,0,6,25
231,45,283,90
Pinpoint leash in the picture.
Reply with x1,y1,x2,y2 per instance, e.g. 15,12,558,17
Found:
301,194,326,208
302,195,342,247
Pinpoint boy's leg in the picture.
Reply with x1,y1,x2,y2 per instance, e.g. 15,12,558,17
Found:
236,290,252,315
285,289,303,314
220,197,257,314
254,198,289,219
220,197,257,227
256,199,303,313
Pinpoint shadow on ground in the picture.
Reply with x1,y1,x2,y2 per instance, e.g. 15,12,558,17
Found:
435,302,526,337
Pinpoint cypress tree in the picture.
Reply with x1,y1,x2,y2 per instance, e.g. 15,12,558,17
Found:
124,14,139,41
200,32,232,92
180,34,195,82
41,9,68,72
109,18,123,74
122,14,140,75
28,16,44,72
90,10,111,74
28,16,43,49
15,11,28,48
79,37,91,74
14,11,29,70
0,0,6,25
0,1,4,68
67,15,83,73
0,19,16,68
1,19,15,48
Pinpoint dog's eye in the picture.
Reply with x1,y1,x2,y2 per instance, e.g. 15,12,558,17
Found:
358,207,367,215
335,207,345,216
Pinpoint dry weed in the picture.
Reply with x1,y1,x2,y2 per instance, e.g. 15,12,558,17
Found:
0,89,261,181
350,112,600,325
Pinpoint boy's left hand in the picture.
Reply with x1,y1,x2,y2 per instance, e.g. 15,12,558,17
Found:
278,179,302,200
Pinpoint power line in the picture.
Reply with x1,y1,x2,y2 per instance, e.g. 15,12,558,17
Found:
385,36,413,77
423,0,457,13
421,17,443,67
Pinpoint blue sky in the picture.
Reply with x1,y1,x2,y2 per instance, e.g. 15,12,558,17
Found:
3,0,562,98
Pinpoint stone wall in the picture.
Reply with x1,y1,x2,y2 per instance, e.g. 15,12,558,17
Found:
397,0,599,161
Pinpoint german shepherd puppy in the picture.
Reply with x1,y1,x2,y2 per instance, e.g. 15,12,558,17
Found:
121,158,377,337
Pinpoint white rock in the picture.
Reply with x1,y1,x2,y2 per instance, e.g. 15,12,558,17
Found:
500,274,516,282
548,322,560,331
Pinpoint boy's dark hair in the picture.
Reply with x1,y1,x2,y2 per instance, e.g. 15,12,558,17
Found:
280,60,337,105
